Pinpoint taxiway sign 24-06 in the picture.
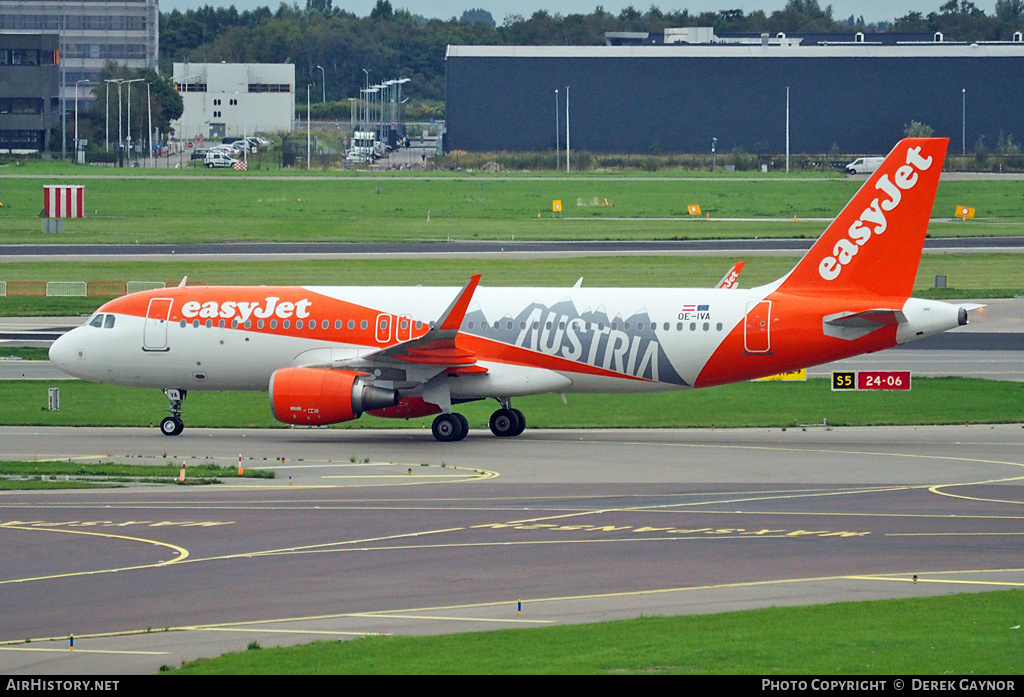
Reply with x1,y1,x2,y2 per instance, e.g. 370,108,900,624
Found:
49,138,974,441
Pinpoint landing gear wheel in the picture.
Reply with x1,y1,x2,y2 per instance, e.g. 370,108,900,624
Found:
161,388,186,437
510,408,526,436
489,408,521,438
432,413,468,442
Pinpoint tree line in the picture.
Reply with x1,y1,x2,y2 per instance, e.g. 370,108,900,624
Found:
161,0,1024,104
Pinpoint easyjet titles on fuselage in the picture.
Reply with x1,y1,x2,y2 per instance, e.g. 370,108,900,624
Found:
818,145,934,282
179,296,313,323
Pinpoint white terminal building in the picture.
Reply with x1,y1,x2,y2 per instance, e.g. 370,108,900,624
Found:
172,62,295,141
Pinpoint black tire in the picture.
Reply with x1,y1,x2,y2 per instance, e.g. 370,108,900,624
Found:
455,413,469,439
431,413,466,442
489,409,520,437
160,417,184,436
510,408,526,436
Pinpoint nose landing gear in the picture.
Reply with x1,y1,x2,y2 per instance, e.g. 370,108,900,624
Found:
160,388,187,436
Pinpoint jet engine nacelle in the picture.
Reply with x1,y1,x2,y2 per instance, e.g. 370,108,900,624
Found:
269,367,399,426
368,396,443,420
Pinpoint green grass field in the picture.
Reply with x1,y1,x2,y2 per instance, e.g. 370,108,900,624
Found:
3,378,1021,430
169,590,1024,674
2,172,1023,243
1,253,1020,318
0,459,273,489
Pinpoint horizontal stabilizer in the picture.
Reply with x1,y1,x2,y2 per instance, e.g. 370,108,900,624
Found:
823,308,905,340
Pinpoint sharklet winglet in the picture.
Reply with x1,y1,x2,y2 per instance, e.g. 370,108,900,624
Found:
437,274,481,332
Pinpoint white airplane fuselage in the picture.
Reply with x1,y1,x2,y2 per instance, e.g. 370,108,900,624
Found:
50,284,963,396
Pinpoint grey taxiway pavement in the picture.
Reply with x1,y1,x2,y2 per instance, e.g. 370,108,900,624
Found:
0,424,1022,675
2,236,1024,262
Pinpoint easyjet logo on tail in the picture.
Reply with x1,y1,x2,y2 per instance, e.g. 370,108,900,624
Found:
818,146,933,281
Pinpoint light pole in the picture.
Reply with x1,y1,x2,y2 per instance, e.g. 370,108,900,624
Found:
103,79,119,151
74,79,91,163
565,85,570,173
59,11,66,159
962,87,966,159
785,86,791,174
236,83,248,165
712,137,717,172
362,68,371,129
395,77,410,124
316,65,326,103
116,79,123,164
306,84,311,170
124,78,144,161
555,89,560,170
146,81,152,165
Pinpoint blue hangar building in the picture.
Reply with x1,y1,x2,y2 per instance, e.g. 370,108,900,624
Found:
444,30,1024,155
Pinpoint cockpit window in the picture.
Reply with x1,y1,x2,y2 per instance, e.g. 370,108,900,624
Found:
103,314,116,329
88,314,104,328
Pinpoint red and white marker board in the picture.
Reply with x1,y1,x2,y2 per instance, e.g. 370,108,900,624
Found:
44,185,85,218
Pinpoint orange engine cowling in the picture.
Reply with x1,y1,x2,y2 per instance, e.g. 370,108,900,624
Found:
269,367,399,426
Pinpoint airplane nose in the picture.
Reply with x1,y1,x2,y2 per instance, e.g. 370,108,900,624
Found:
48,331,76,371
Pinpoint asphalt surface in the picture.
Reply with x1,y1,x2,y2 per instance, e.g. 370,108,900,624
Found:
0,424,1022,675
2,236,1024,262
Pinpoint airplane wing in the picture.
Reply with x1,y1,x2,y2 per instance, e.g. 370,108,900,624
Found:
356,274,482,369
297,275,487,381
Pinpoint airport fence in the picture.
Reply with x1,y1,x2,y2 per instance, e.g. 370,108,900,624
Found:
0,281,177,298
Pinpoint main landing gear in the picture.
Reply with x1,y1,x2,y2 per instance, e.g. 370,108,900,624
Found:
431,412,469,442
489,406,525,438
428,399,527,442
160,388,186,436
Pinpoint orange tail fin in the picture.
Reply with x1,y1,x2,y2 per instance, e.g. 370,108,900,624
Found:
778,138,948,298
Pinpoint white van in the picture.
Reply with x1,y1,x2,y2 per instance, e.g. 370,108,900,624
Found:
204,151,239,168
845,157,884,174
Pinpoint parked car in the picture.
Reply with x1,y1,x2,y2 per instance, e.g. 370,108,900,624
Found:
190,148,209,161
845,156,884,174
204,151,239,168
